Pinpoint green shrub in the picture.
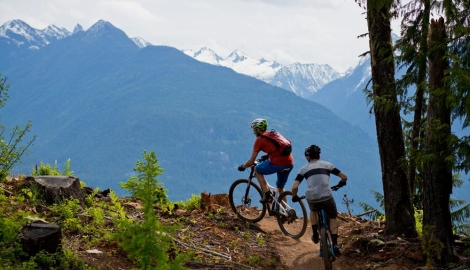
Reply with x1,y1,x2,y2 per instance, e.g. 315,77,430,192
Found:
115,150,188,269
32,159,74,176
119,151,169,209
176,194,201,211
414,208,423,235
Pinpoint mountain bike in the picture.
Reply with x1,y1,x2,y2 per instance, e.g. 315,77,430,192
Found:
317,184,343,270
228,157,308,239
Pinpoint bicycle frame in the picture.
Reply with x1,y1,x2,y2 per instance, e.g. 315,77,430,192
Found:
230,157,308,238
318,206,336,263
244,164,291,219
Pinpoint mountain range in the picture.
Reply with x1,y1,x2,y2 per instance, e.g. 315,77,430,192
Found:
1,19,468,209
182,47,343,99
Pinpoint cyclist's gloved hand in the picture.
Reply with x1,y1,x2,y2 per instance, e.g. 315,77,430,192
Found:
292,195,301,203
238,165,246,171
337,181,346,187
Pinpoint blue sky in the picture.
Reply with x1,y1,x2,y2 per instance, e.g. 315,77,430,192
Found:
0,0,401,73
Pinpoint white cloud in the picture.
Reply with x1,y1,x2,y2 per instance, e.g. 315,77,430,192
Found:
0,0,393,73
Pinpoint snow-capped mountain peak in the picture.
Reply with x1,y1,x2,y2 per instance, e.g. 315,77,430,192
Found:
183,47,223,65
182,46,343,98
270,62,342,97
0,20,31,38
0,19,350,101
0,19,71,48
43,24,70,39
131,37,152,48
88,20,113,34
227,50,249,63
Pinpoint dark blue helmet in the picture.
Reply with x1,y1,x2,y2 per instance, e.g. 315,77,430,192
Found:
305,145,321,158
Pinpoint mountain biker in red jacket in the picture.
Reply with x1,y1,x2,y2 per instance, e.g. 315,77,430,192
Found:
291,144,347,256
238,118,294,203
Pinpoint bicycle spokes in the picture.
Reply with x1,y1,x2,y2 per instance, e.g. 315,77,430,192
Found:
276,191,307,239
228,179,266,223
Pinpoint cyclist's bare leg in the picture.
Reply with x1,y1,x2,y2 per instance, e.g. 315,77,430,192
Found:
310,210,319,225
255,171,269,193
330,218,338,235
310,210,320,243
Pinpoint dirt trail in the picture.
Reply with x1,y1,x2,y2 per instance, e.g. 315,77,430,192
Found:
259,216,346,270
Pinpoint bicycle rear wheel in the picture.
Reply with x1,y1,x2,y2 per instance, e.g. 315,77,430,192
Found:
320,227,333,270
276,191,308,239
228,179,266,223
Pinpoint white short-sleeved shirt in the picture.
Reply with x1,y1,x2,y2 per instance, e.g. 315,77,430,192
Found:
294,160,341,203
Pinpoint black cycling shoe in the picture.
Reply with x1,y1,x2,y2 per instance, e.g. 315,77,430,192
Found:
333,245,341,256
259,192,272,204
311,233,319,244
259,196,271,204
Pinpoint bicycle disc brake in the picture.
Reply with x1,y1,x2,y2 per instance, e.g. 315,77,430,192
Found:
286,209,297,223
242,196,252,206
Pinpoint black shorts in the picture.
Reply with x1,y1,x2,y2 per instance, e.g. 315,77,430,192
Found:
307,197,338,219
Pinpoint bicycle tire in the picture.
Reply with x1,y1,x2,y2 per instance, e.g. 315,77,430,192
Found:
228,179,266,223
320,227,332,270
275,190,308,239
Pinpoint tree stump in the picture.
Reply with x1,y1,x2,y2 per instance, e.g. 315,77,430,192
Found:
200,192,230,211
21,222,62,256
24,175,85,205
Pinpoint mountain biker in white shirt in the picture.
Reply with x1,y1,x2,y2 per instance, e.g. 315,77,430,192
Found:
291,144,347,256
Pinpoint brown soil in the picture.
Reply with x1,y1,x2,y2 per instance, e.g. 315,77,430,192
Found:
2,176,469,270
72,206,470,270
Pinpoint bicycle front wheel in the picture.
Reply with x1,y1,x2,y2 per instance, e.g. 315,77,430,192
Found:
228,179,266,223
276,190,308,239
320,227,333,270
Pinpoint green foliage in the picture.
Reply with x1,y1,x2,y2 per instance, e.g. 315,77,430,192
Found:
119,151,170,209
358,190,385,221
115,150,188,269
247,255,262,265
0,215,21,244
415,208,423,235
109,190,126,219
421,225,444,269
450,198,470,235
361,189,470,235
0,215,25,267
50,198,83,232
176,194,201,211
10,249,88,270
19,183,43,206
32,159,74,176
84,188,99,208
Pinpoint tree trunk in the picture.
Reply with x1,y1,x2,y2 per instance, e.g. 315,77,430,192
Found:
366,0,417,237
423,17,455,263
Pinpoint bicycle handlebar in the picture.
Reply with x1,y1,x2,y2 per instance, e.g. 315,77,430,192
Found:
331,184,342,191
